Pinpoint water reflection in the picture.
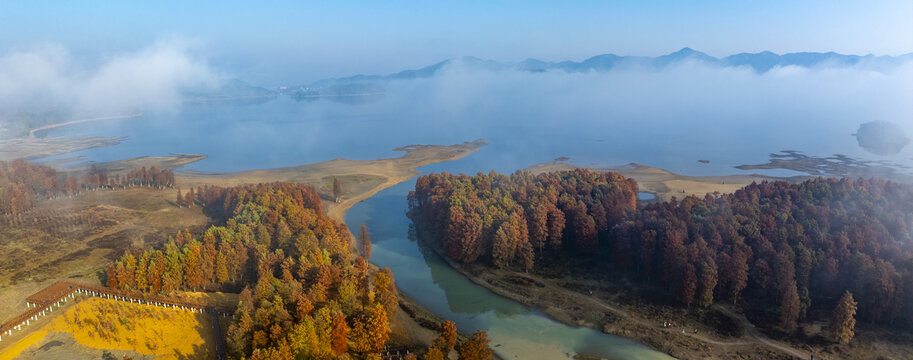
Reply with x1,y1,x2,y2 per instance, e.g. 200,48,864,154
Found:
416,239,527,317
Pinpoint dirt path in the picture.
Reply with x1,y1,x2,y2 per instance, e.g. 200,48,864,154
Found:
209,307,227,360
28,113,143,138
713,305,809,359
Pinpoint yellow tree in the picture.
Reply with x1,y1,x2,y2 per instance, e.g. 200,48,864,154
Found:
135,252,149,291
831,291,858,344
183,243,203,290
215,251,229,284
350,303,389,355
366,304,389,353
458,330,492,360
373,268,398,316
433,320,457,351
424,347,445,360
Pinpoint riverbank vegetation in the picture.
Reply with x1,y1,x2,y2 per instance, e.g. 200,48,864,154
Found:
409,169,913,356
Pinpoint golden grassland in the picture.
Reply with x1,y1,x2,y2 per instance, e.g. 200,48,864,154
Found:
0,329,50,360
1,297,216,360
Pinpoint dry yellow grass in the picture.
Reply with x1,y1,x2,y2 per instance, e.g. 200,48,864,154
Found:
26,297,217,359
0,329,49,360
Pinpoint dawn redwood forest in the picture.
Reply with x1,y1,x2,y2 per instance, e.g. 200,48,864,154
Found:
105,182,492,359
409,169,639,269
408,169,913,337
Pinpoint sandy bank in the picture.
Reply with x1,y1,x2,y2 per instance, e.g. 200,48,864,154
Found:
526,161,808,202
176,139,488,222
28,114,143,139
0,137,125,161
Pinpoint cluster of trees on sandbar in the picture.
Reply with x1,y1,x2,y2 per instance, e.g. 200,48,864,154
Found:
85,165,176,190
108,182,401,359
409,169,913,336
408,169,638,270
0,159,176,215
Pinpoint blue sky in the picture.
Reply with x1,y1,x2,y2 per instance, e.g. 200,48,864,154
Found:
2,1,911,85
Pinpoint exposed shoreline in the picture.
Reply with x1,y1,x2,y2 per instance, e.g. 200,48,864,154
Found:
28,113,143,139
526,160,809,202
429,245,801,359
0,112,138,161
0,136,125,161
175,139,488,223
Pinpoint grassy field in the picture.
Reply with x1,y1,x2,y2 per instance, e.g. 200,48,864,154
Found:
0,187,212,322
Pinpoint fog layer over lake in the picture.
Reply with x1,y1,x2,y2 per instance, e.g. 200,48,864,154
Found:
42,60,913,177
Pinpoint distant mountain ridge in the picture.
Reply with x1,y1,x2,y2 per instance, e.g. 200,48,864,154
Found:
310,48,913,86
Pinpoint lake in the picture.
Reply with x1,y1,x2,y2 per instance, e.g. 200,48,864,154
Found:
42,67,913,176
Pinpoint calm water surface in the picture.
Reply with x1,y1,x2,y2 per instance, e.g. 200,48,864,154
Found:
42,92,906,175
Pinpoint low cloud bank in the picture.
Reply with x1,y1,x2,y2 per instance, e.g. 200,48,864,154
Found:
360,58,913,171
392,58,913,140
0,38,219,115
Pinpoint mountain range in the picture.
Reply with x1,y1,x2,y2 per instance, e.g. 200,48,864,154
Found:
308,48,913,87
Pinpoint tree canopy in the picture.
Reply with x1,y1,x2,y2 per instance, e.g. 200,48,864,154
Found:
107,182,401,358
410,170,913,333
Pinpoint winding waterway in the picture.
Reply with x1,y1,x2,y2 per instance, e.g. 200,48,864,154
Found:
346,163,674,360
